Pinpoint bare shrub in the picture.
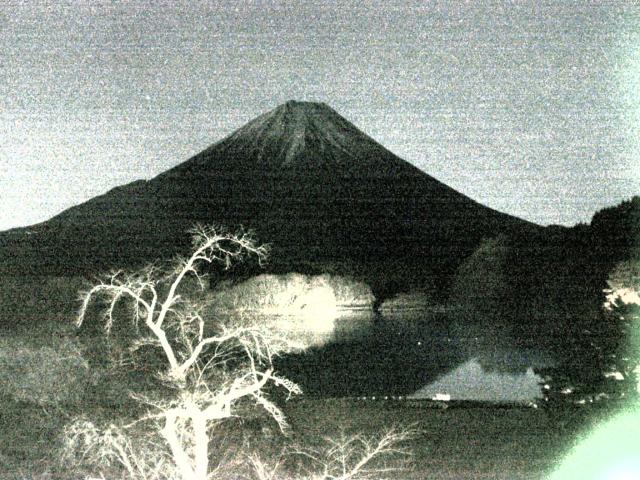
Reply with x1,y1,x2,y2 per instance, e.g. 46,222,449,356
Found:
249,426,417,480
63,419,174,480
0,336,95,406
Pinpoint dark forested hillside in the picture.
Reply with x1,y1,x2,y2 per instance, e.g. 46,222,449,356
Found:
449,196,639,389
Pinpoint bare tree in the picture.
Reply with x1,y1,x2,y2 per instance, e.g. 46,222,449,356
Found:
248,426,417,480
65,225,302,480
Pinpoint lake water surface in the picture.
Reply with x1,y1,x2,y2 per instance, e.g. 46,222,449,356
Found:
275,307,557,401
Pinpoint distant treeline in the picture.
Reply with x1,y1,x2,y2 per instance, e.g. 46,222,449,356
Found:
450,196,639,389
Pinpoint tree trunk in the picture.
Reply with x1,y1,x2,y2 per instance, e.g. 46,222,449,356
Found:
192,412,210,480
161,411,196,480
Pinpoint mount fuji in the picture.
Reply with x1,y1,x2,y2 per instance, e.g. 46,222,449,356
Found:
1,101,537,291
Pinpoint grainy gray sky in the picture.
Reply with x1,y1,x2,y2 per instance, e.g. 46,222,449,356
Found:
1,0,639,230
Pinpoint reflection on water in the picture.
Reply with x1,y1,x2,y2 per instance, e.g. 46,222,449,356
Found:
409,358,544,402
272,308,557,400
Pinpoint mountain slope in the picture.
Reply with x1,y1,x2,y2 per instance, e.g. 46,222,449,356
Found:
160,100,424,178
0,101,538,290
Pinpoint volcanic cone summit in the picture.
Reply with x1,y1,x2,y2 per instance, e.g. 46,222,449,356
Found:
160,100,422,179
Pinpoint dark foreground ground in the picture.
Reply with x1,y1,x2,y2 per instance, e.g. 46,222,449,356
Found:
0,276,628,479
282,398,612,480
0,382,628,479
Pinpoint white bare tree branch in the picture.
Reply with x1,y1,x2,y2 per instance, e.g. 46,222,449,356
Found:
249,426,418,480
68,225,298,480
311,426,417,480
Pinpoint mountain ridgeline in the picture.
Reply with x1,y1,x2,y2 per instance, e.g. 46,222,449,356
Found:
0,101,544,293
